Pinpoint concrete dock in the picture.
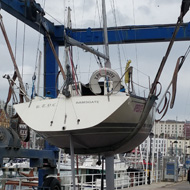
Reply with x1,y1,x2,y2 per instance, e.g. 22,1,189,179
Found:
125,181,190,190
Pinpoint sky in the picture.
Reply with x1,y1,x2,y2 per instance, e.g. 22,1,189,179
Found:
0,0,190,122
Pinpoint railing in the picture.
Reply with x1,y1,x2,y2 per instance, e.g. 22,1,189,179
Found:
0,170,163,190
0,176,38,190
58,171,147,190
127,66,151,98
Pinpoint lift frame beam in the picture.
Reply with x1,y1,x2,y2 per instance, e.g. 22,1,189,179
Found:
1,0,190,46
1,0,190,97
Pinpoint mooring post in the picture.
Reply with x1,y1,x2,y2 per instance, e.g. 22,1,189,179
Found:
105,155,114,190
70,135,76,190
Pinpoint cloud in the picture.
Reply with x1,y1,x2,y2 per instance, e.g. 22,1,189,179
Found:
138,5,151,16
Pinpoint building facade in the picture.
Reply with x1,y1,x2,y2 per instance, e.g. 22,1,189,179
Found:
153,120,185,139
141,137,168,158
167,139,190,156
184,122,190,139
140,120,190,160
140,136,190,161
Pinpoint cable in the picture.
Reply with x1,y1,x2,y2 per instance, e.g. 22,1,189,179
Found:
14,19,18,61
21,24,26,78
132,0,140,95
110,0,123,77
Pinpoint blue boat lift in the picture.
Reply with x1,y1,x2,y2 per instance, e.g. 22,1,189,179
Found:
0,0,190,189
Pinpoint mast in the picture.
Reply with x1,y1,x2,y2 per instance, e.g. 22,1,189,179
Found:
65,4,110,64
102,0,111,68
36,50,42,95
64,7,72,70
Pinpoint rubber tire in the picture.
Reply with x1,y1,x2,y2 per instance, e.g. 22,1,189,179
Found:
42,177,61,190
7,127,21,148
0,126,12,148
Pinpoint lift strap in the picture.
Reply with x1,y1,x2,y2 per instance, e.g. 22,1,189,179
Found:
170,45,190,108
3,72,18,117
170,56,184,109
156,45,190,112
45,31,66,80
150,0,189,96
155,92,171,122
181,0,190,18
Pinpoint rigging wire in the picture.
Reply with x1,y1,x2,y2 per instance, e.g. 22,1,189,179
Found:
63,0,67,26
71,0,81,82
110,0,127,62
132,0,140,95
45,12,64,25
63,1,81,84
110,0,123,77
76,0,86,82
22,24,26,78
31,0,46,98
72,0,81,75
14,19,18,61
80,0,86,28
89,1,99,75
96,0,102,27
0,14,29,102
87,0,102,80
12,18,18,109
69,48,79,94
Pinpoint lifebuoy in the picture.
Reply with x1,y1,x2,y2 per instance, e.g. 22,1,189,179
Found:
89,68,121,94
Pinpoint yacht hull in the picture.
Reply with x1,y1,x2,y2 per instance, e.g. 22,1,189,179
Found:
14,93,156,155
